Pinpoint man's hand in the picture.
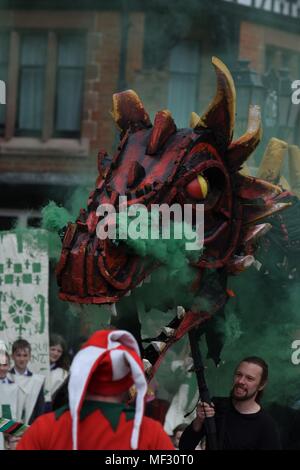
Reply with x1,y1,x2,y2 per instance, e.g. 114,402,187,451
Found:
192,401,215,432
6,435,22,450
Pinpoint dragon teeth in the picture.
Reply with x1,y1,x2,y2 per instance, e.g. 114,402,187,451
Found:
151,341,167,352
253,259,262,271
162,327,176,337
125,290,131,297
144,275,151,283
142,359,152,372
137,281,143,288
110,303,117,316
177,306,185,319
243,255,255,267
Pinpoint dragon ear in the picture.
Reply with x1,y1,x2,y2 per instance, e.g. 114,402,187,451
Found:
226,105,262,171
194,56,236,147
111,89,152,133
147,110,177,155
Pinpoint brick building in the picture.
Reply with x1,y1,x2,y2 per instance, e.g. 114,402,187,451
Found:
0,0,146,337
0,0,145,228
0,0,300,338
132,0,300,162
1,0,300,229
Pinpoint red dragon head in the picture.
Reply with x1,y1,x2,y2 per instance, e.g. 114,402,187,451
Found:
56,57,289,377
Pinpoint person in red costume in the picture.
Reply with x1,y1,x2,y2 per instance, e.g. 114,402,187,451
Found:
16,329,174,450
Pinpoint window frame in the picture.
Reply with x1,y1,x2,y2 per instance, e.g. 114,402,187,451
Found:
0,30,10,135
2,28,86,141
53,30,86,139
15,30,48,137
167,40,201,129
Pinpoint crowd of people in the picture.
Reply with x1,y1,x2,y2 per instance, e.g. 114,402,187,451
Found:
0,334,69,449
0,329,282,450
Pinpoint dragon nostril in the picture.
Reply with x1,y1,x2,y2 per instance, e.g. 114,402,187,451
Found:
127,161,146,189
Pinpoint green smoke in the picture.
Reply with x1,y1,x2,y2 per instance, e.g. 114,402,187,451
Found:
40,185,91,261
38,185,92,340
115,211,202,311
41,201,72,233
203,262,300,408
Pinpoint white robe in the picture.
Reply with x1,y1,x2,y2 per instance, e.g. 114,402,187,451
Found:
7,373,45,424
163,382,198,435
45,367,68,399
0,383,25,450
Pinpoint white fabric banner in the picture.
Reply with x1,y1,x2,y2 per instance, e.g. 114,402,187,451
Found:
0,231,49,375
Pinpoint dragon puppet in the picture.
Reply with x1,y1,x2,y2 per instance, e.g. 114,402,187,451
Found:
56,57,290,381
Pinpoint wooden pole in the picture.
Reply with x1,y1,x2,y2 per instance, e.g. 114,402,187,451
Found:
189,328,218,450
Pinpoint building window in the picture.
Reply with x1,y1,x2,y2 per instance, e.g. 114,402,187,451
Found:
265,45,300,79
55,34,85,138
2,30,86,140
0,209,41,230
17,34,47,136
167,41,200,129
0,215,18,230
0,32,9,134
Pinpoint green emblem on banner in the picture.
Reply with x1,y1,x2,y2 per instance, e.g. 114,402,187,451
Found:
0,292,7,331
34,295,46,334
0,232,49,375
8,298,33,335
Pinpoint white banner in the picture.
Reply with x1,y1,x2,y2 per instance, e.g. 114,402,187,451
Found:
0,231,49,375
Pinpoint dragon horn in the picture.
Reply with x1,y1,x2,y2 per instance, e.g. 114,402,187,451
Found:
242,202,292,225
256,137,288,183
190,111,201,129
227,105,262,171
194,56,236,147
235,174,282,201
289,145,300,198
111,89,152,133
147,110,177,155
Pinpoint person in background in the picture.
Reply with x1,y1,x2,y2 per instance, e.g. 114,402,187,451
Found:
172,424,187,449
179,356,281,450
44,334,69,412
0,350,13,384
17,329,174,450
0,341,25,450
8,339,45,425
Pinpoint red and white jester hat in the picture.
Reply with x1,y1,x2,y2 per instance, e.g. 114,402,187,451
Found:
68,329,147,450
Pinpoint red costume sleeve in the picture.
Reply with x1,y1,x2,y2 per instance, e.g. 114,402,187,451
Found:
140,417,174,450
16,414,54,450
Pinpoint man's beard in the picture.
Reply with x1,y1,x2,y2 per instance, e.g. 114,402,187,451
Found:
230,385,258,402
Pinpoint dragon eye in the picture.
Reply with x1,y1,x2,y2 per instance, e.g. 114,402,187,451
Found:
186,174,209,200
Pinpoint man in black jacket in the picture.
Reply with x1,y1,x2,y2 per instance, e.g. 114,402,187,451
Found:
179,356,281,450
